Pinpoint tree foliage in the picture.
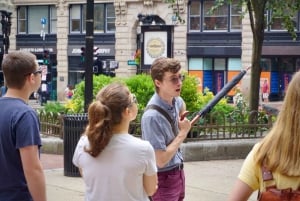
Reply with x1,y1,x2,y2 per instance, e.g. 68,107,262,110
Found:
210,0,300,114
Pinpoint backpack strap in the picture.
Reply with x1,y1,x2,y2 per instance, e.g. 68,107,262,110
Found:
145,104,177,136
261,165,276,191
262,166,273,181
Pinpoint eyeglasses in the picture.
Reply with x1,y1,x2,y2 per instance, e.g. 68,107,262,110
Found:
165,74,185,85
33,69,42,76
129,94,138,105
24,68,42,77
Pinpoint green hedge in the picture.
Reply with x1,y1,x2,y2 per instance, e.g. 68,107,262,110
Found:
41,74,234,117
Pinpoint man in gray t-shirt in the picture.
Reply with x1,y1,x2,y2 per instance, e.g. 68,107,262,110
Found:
141,57,191,201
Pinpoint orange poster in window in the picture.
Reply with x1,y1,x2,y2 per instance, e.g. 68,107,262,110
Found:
189,71,203,92
228,71,241,96
260,72,270,90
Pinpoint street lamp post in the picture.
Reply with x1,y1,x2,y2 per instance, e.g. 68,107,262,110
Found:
0,0,13,54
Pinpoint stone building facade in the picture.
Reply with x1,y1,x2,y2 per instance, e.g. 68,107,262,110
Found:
1,0,299,101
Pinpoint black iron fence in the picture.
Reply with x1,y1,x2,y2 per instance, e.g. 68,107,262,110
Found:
130,110,274,142
38,112,63,138
38,110,275,141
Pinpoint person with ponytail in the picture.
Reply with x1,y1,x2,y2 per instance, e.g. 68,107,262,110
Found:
73,82,157,201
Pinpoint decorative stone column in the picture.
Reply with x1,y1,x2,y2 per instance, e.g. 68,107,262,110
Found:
241,6,253,101
56,0,69,101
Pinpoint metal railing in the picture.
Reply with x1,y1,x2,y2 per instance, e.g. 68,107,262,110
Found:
39,112,64,138
39,110,275,141
130,110,274,141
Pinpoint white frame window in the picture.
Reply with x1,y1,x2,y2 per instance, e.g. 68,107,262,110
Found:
17,5,57,34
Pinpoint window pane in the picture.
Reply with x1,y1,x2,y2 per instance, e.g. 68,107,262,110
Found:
296,58,300,71
107,18,115,32
203,58,213,70
189,1,200,31
50,6,57,33
190,1,200,15
271,18,284,30
230,0,241,30
203,0,228,31
82,5,86,32
107,4,115,17
106,4,115,32
264,10,268,30
94,4,104,33
215,58,225,70
189,58,203,70
190,17,200,30
70,5,81,32
18,7,27,33
280,57,294,73
270,12,297,31
260,58,271,71
28,6,48,34
228,58,241,70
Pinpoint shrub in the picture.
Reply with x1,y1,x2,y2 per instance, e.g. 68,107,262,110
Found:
38,101,67,115
65,75,115,113
41,74,235,119
124,74,154,110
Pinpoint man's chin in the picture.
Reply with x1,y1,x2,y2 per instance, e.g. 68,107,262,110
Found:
174,90,181,97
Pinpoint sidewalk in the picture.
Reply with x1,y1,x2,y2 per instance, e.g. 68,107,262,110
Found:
41,154,258,201
39,101,282,200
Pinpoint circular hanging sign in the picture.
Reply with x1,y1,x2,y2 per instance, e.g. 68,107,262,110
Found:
146,38,165,58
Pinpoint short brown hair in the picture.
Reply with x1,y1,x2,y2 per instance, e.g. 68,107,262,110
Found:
150,57,182,90
2,51,37,89
150,57,181,81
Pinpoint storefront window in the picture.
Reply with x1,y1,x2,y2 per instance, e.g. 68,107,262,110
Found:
68,71,85,88
215,58,226,70
228,58,241,70
189,58,203,70
203,58,213,70
296,58,300,71
260,58,271,71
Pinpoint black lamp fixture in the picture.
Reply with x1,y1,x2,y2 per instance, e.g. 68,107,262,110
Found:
137,14,166,25
0,0,13,54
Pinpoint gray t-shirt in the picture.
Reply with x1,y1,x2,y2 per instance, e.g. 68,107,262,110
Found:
141,93,184,172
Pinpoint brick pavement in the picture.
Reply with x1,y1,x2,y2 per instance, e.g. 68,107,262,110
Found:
41,153,63,170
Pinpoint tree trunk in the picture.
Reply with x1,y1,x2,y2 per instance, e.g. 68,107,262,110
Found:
248,0,266,122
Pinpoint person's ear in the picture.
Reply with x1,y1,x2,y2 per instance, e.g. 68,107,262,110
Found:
122,107,130,118
154,79,161,88
25,74,34,83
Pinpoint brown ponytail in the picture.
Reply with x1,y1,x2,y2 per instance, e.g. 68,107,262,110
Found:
84,82,132,157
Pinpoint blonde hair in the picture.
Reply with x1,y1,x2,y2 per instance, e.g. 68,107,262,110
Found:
254,71,300,176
